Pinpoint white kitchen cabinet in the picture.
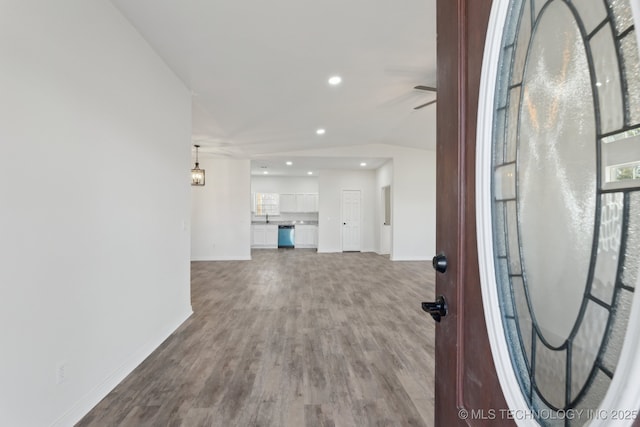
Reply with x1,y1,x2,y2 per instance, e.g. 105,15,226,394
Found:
252,225,266,246
294,225,318,248
279,193,297,212
266,226,278,246
279,193,319,212
251,224,278,248
296,193,318,212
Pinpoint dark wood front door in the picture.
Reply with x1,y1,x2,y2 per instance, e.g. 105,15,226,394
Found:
433,0,513,424
432,0,640,424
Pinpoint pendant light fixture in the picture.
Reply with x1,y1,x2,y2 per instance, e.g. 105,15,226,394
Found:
191,144,205,186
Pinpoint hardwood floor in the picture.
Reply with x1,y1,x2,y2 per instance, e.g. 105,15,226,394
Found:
77,250,436,427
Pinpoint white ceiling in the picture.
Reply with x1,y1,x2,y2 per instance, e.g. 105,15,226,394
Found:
110,0,437,176
251,156,390,177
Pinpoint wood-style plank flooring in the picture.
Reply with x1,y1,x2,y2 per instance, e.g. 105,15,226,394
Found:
77,250,436,427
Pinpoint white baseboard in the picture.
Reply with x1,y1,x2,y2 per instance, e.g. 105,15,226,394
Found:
390,256,429,261
51,308,193,427
191,255,251,261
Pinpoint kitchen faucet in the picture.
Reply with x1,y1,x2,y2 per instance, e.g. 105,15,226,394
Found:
266,214,269,223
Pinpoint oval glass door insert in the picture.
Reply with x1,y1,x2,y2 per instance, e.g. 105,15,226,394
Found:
479,0,640,424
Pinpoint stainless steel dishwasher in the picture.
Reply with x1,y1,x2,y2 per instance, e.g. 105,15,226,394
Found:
277,225,295,248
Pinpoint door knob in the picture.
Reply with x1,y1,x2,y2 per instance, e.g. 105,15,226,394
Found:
432,253,448,273
422,295,448,322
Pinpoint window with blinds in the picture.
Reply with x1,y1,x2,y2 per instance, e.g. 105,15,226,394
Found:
253,193,280,216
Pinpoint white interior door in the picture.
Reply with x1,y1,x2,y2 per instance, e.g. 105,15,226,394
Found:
380,186,391,255
342,190,361,252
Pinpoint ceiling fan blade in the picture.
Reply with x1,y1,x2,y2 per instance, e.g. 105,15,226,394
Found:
414,85,437,92
414,99,437,110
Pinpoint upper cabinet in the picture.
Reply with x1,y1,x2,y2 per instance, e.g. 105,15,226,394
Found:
279,193,297,212
297,193,318,212
279,193,318,213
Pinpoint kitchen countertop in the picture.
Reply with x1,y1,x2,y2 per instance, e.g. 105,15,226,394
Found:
251,221,318,226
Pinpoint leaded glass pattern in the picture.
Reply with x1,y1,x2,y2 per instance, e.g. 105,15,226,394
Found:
591,193,624,304
490,0,640,425
591,26,624,133
622,192,640,287
620,34,640,124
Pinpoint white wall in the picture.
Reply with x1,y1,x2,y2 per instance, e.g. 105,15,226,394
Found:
251,175,319,193
391,151,436,260
317,170,377,252
0,2,193,426
191,158,252,260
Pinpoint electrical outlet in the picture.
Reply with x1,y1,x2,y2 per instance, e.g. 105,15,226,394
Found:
56,363,67,385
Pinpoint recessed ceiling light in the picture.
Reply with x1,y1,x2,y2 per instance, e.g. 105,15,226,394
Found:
316,128,326,135
263,171,269,174
360,162,367,167
307,171,313,175
286,161,293,166
328,76,342,85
